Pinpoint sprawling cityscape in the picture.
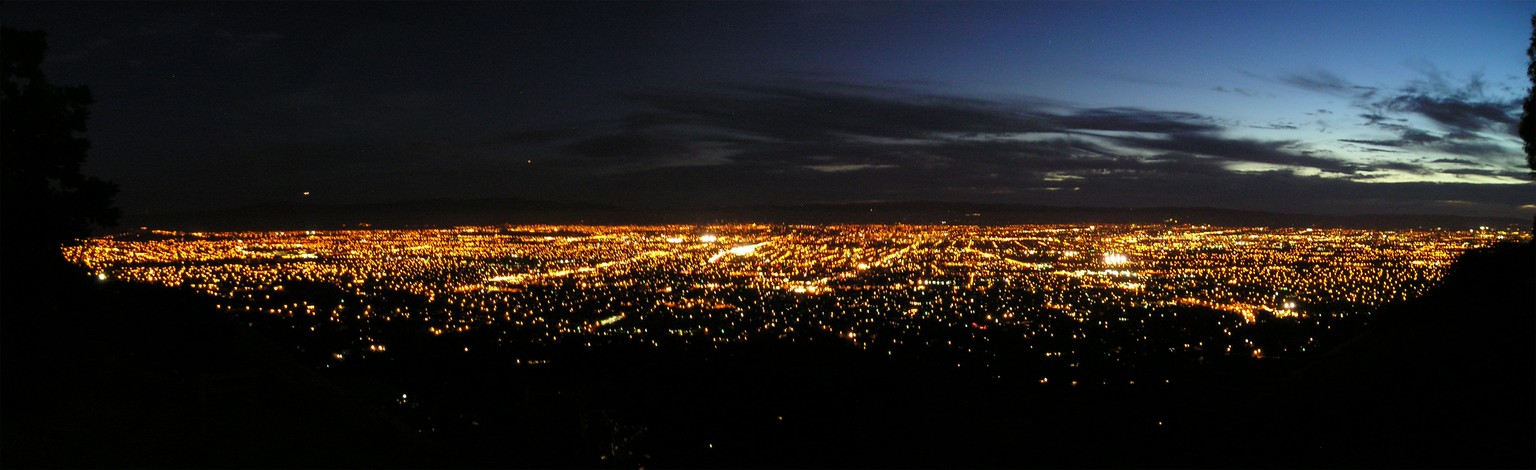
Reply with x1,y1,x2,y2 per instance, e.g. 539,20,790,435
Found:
6,1,1533,466
65,224,1521,383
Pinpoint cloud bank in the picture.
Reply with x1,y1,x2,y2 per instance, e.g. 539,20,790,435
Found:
487,80,1526,215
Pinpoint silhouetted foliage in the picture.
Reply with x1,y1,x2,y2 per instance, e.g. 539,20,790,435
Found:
1,27,118,284
1525,15,1536,178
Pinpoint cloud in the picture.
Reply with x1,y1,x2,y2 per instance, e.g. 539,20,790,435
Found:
1212,86,1259,97
1338,124,1441,147
1381,94,1517,136
1338,140,1404,153
1111,134,1358,173
529,82,1358,179
585,155,1532,216
614,84,1045,143
1279,66,1522,164
1373,161,1433,175
1434,141,1514,159
1045,108,1219,134
1339,138,1403,147
561,132,692,161
1440,167,1526,178
1252,122,1299,130
1278,69,1377,99
806,164,898,173
474,80,1532,214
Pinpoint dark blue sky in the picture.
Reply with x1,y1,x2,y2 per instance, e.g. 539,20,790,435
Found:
5,1,1532,218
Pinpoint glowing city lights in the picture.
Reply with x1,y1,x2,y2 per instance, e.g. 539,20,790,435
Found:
60,223,1521,379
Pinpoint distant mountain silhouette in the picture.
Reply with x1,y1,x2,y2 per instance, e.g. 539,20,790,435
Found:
128,198,1527,231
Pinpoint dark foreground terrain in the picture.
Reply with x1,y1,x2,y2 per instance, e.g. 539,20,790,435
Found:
3,241,1532,468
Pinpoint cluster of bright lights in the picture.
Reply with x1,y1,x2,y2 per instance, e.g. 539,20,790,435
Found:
60,223,1520,379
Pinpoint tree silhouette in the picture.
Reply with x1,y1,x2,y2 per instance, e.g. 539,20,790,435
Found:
1524,15,1536,178
1,27,119,283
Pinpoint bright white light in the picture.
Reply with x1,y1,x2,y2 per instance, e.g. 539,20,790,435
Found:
96,273,108,281
1103,253,1129,265
699,234,718,243
709,241,769,263
665,237,685,244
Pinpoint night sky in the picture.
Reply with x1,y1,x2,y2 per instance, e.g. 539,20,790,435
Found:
5,1,1533,219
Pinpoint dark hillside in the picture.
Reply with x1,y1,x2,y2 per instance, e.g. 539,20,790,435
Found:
1277,240,1536,467
0,266,421,467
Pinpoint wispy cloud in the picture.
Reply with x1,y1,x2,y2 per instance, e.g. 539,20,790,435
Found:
474,80,1529,211
1211,86,1261,98
1279,69,1378,100
1278,66,1522,165
526,82,1356,179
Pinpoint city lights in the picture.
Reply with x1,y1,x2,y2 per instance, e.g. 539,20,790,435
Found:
61,223,1521,381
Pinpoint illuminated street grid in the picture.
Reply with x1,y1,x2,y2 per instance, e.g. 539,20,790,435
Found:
65,224,1521,382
